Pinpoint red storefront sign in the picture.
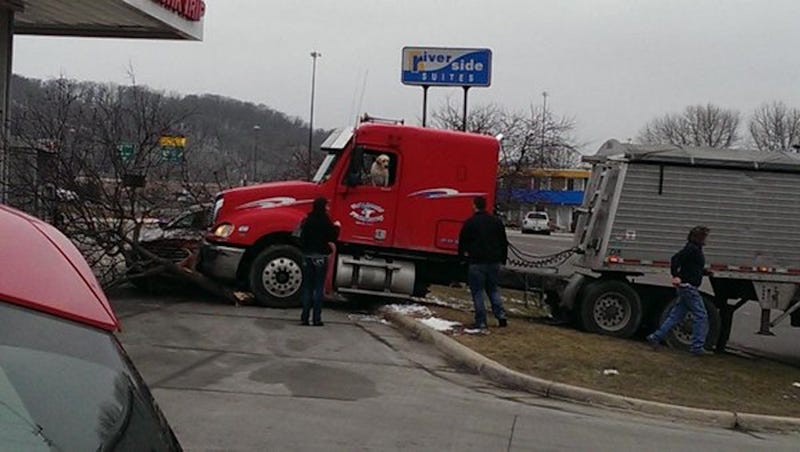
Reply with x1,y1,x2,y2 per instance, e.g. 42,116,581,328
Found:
152,0,206,22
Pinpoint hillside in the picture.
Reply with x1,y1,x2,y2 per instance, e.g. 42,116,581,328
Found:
10,74,329,183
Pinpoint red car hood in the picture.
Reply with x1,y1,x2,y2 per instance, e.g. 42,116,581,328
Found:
221,180,321,212
0,205,119,331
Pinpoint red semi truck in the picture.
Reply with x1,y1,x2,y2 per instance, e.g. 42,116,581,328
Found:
198,120,500,307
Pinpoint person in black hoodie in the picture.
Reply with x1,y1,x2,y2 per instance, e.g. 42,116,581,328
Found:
458,196,509,329
647,226,711,355
299,197,340,326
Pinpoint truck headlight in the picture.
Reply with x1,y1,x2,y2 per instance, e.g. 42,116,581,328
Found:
213,223,234,238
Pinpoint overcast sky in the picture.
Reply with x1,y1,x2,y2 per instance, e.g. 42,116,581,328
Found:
13,0,800,151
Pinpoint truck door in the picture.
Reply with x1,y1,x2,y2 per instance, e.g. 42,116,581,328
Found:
333,147,400,247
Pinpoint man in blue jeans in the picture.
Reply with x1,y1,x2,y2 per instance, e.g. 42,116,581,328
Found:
458,196,509,329
647,226,711,356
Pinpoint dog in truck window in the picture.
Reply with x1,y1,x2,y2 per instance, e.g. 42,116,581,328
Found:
370,154,390,187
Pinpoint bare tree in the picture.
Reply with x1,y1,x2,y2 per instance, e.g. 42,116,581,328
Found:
431,100,506,135
275,144,326,181
432,98,580,219
432,98,579,170
639,103,741,148
749,101,800,152
5,76,237,302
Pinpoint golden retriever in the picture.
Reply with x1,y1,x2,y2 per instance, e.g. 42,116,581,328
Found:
370,154,390,187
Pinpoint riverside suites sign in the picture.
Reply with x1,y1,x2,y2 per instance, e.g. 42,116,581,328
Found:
152,0,206,21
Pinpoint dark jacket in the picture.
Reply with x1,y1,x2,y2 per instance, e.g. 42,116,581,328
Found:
299,213,339,255
458,211,509,264
671,241,705,287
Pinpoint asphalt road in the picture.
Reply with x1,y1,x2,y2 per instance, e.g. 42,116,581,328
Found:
506,230,800,366
112,292,799,451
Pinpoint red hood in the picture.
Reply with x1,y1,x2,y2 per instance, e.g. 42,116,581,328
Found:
0,205,119,331
221,180,322,212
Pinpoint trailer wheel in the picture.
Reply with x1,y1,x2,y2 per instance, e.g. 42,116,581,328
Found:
660,296,721,351
579,280,642,338
249,245,304,308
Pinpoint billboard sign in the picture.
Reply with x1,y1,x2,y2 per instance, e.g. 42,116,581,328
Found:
401,47,492,87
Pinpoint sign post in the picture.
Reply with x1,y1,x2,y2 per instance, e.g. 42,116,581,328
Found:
401,47,492,129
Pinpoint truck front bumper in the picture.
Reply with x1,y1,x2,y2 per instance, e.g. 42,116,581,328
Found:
198,240,245,282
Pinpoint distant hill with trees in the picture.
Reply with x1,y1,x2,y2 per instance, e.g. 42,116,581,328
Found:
10,74,329,184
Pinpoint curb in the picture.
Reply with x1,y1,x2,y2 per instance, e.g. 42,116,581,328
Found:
381,309,800,433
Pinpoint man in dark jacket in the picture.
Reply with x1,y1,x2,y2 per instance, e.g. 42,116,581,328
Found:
647,226,711,355
458,196,509,329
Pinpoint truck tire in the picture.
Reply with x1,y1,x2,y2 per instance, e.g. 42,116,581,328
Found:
579,280,642,338
249,245,304,308
660,296,721,352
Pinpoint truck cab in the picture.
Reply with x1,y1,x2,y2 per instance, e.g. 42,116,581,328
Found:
199,120,500,307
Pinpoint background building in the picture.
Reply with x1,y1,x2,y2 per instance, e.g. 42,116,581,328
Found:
501,168,590,231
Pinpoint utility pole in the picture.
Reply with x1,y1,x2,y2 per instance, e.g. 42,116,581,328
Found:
541,91,548,153
308,51,322,180
540,91,548,168
252,124,261,183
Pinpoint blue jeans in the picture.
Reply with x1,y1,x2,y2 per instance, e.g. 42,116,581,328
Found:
652,285,709,352
467,263,506,327
301,255,327,324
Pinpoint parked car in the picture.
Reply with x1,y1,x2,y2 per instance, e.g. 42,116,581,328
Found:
521,211,551,234
0,204,181,451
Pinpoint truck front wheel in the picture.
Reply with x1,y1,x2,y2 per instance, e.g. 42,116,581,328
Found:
249,245,304,308
579,280,642,338
660,296,721,351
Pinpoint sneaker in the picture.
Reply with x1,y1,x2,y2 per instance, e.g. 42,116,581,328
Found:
312,321,325,327
646,334,660,351
498,318,508,328
469,322,487,330
691,349,714,357
300,321,310,326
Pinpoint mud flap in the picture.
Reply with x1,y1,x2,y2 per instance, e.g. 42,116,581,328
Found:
561,273,587,310
324,243,337,298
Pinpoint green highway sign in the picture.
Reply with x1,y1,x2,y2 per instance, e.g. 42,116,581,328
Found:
118,143,135,162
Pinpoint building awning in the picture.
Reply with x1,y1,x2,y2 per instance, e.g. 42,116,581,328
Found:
509,189,585,206
13,0,205,40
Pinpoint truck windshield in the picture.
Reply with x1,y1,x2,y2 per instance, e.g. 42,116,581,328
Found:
312,153,341,183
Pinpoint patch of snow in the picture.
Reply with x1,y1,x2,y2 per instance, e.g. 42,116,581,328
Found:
603,369,620,376
419,317,461,332
793,382,800,389
463,328,487,335
386,304,432,317
348,314,390,324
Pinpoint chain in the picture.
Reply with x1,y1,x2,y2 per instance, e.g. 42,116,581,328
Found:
506,243,578,269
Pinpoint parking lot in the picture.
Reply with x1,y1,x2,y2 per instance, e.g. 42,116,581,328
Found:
111,291,799,451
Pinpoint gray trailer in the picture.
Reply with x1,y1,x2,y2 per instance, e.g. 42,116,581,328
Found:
555,139,800,350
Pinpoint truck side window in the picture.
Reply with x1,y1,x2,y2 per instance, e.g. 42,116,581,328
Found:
347,150,396,187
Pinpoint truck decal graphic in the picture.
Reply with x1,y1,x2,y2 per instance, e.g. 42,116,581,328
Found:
238,197,313,210
350,202,385,224
408,188,487,199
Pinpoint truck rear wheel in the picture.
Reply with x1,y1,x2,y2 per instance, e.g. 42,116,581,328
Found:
660,296,721,351
249,245,304,308
579,280,642,338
